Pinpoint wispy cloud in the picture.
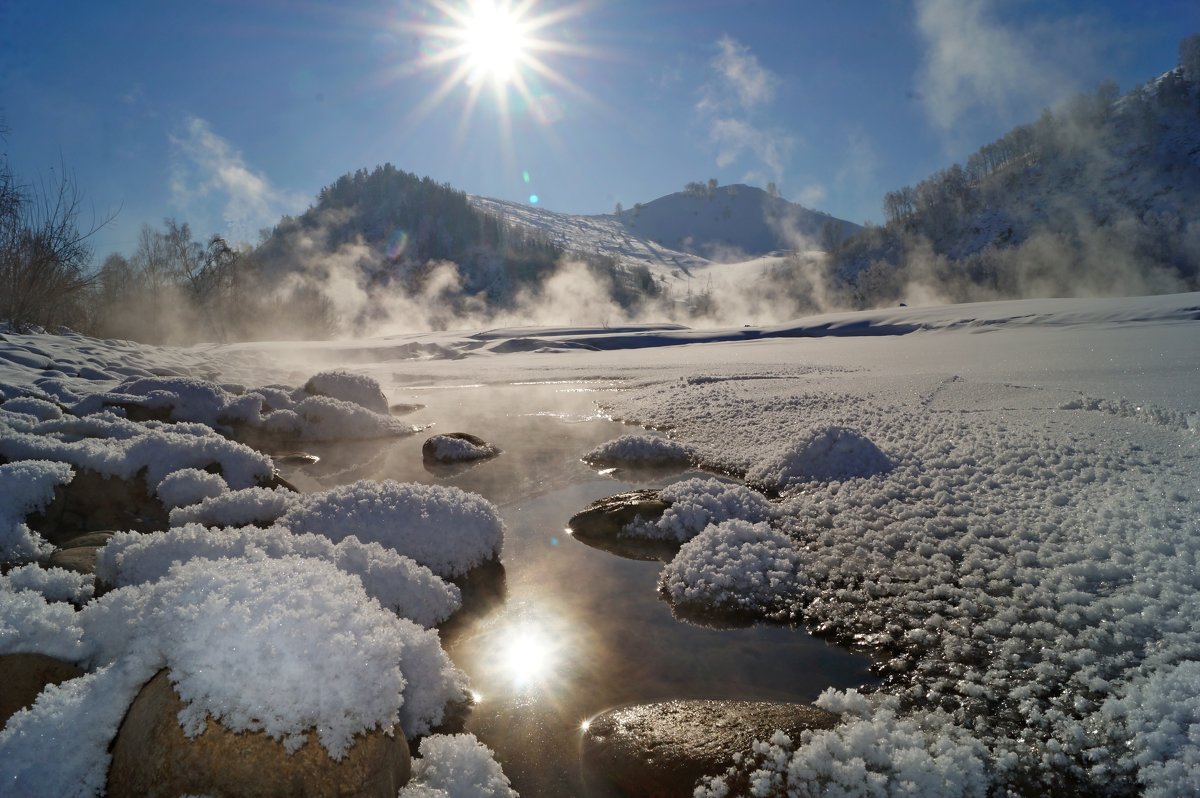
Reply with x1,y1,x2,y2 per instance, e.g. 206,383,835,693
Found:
700,36,777,112
696,36,794,185
914,0,1087,131
169,116,306,245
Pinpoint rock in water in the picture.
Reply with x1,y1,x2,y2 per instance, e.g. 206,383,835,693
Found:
107,670,411,798
580,700,839,798
566,490,676,561
422,433,501,464
0,653,84,727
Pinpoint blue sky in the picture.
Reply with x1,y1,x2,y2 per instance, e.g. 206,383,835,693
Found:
2,0,1197,259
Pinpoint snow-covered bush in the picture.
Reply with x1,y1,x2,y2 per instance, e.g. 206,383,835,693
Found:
658,519,806,620
279,480,505,578
584,434,696,467
304,370,390,415
97,524,462,628
0,460,73,563
746,425,892,491
626,477,773,543
696,690,989,798
155,468,228,510
398,733,517,798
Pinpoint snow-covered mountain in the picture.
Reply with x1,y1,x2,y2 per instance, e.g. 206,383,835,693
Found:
472,184,859,277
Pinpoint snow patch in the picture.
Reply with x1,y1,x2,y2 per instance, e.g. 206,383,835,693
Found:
155,468,228,511
0,460,74,563
625,477,773,543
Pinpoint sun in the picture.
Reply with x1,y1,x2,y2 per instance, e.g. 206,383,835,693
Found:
461,1,530,85
401,0,596,118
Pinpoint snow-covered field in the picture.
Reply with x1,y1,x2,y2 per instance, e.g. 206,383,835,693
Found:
2,291,1199,796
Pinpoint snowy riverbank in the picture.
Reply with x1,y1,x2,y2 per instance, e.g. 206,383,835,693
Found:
2,292,1199,796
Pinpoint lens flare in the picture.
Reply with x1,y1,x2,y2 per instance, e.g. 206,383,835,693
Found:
385,229,409,260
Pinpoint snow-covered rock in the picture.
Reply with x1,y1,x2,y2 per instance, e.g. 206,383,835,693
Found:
658,520,807,620
745,425,892,491
583,434,696,468
304,370,390,415
399,733,517,798
279,480,505,579
625,477,773,543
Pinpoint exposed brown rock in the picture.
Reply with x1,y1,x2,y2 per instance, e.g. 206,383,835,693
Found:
567,490,676,561
0,653,84,728
28,468,166,542
580,699,839,798
56,531,116,550
45,545,103,576
107,670,411,798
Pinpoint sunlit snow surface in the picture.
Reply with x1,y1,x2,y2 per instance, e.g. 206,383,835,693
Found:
1,292,1199,796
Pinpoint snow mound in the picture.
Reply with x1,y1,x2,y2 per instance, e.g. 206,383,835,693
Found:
399,733,517,798
1,564,94,605
0,585,86,661
0,411,273,490
1,396,63,421
169,486,301,528
0,460,74,563
746,425,892,490
292,394,416,441
80,555,469,754
626,477,773,542
697,690,989,798
279,480,505,579
304,370,390,415
583,434,696,468
155,468,228,511
97,525,462,628
73,376,238,426
658,519,806,619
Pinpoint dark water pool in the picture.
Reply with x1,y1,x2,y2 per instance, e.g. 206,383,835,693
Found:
277,381,876,797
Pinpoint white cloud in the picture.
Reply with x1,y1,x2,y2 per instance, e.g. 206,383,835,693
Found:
169,116,306,245
704,36,776,111
697,37,794,185
914,0,1085,131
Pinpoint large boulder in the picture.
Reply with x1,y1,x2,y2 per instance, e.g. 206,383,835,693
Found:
0,653,84,728
107,670,411,798
580,700,839,798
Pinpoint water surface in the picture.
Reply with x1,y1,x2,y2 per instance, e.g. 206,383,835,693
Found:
279,382,876,796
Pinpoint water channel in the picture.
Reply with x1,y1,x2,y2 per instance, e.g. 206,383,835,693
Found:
277,381,876,796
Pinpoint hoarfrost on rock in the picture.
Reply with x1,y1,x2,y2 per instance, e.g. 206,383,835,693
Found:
625,477,773,543
155,468,228,511
398,733,517,798
658,519,806,620
0,460,74,563
280,480,505,579
303,370,390,415
583,434,696,467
